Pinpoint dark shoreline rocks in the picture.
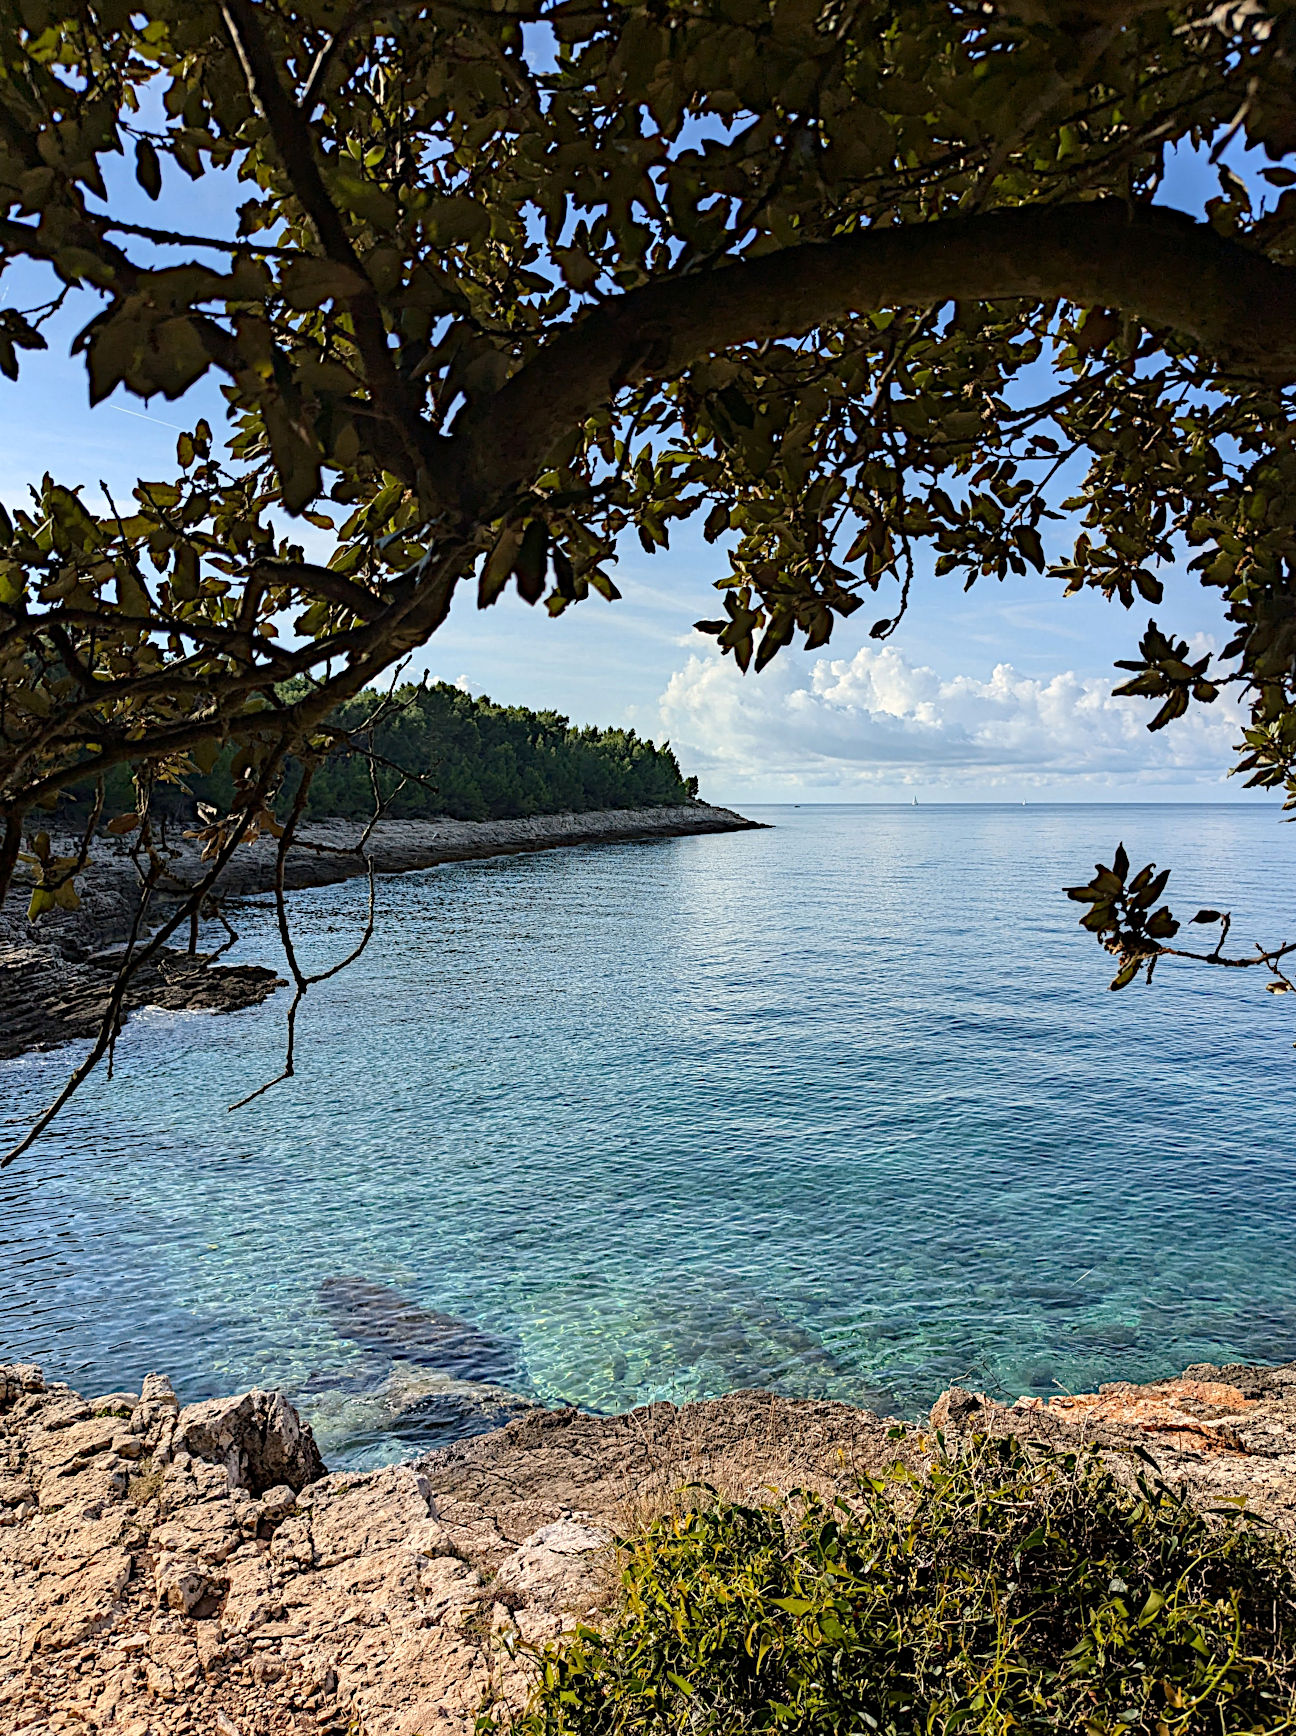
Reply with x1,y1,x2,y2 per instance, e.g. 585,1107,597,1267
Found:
0,802,760,1064
4,1358,1296,1734
0,941,285,1063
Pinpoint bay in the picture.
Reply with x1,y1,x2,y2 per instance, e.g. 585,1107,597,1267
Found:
2,804,1293,1468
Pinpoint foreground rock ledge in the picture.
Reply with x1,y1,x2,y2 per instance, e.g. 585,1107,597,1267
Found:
4,1361,1296,1736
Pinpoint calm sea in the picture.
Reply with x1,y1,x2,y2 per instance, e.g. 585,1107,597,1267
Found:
2,805,1293,1467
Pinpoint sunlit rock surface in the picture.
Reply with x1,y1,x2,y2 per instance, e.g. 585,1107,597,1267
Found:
4,1358,1296,1733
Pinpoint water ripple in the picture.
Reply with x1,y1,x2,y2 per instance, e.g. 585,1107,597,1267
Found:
2,805,1293,1467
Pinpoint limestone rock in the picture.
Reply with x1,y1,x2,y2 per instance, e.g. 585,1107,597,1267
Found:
929,1386,986,1432
492,1519,612,1644
219,1545,283,1634
8,1362,1296,1736
140,1374,179,1411
154,1549,226,1617
495,1519,611,1602
254,1482,297,1530
930,1363,1296,1529
303,1463,434,1568
89,1390,139,1417
176,1388,325,1495
0,1365,45,1406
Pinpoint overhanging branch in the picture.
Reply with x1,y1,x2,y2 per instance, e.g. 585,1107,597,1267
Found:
450,200,1296,517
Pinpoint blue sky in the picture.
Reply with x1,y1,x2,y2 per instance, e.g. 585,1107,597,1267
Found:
1,134,1279,805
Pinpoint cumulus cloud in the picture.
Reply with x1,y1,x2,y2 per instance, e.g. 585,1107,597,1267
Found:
658,642,1243,792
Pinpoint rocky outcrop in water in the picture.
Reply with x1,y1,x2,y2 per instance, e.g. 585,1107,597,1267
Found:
8,1358,1293,1735
0,942,285,1063
0,804,758,1064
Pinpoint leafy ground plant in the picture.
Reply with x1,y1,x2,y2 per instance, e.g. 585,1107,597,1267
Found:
495,1436,1296,1736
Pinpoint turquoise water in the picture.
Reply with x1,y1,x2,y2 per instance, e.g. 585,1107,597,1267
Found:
3,804,1295,1468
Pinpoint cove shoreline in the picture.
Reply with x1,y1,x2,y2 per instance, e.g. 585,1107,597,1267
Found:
0,800,761,1063
2,1357,1295,1735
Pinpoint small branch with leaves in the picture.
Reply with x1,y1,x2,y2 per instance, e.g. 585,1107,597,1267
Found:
1066,843,1296,997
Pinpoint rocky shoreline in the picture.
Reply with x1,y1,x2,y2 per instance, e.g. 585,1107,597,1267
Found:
0,803,759,1063
4,1358,1296,1736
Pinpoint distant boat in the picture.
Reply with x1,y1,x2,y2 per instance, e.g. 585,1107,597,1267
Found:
912,796,918,806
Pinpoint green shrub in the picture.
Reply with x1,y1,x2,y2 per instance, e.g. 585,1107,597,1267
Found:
499,1436,1296,1736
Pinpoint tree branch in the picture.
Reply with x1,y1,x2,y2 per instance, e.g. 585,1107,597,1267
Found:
251,559,389,621
218,0,435,487
451,201,1296,518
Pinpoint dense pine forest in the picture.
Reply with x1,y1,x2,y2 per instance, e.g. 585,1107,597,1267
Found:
298,682,698,820
137,681,698,822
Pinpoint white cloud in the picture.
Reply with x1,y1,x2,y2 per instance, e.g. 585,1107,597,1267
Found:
658,641,1244,794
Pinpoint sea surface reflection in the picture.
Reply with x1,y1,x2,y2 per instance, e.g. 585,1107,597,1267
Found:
2,804,1293,1467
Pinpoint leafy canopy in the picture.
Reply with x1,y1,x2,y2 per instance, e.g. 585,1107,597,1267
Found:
2,0,1296,955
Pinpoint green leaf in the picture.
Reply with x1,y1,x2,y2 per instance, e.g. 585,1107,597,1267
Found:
479,525,523,609
1016,525,1045,572
553,248,600,292
512,520,548,605
262,400,323,514
54,879,81,911
327,170,399,229
134,137,162,200
703,502,730,544
1110,956,1141,990
280,258,369,309
116,566,153,616
146,318,213,399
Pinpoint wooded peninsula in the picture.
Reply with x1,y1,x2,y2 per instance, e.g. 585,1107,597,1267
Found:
93,681,699,823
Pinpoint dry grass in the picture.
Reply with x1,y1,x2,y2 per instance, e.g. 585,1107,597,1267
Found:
606,1393,916,1540
126,1458,164,1510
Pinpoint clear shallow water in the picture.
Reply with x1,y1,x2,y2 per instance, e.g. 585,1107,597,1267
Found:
3,804,1295,1468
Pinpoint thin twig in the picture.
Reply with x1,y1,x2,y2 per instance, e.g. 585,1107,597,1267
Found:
1,757,287,1166
226,662,415,1109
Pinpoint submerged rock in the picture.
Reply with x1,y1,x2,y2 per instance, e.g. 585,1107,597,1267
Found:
515,1278,862,1414
300,1356,537,1462
318,1275,523,1388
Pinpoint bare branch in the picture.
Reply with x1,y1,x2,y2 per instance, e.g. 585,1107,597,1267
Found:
1,755,289,1166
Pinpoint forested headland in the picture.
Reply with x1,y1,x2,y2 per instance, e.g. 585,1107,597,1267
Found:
102,682,700,824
